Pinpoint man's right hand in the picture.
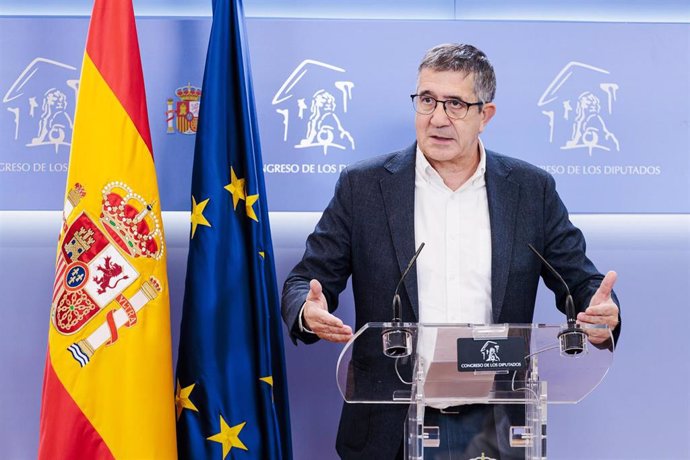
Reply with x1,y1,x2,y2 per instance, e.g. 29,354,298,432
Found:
303,279,353,343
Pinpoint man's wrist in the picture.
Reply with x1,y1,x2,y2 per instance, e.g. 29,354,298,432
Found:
297,302,316,335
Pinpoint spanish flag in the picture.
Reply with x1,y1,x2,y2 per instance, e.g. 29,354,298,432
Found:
38,1,177,458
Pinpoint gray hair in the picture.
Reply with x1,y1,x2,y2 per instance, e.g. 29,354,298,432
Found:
418,43,496,103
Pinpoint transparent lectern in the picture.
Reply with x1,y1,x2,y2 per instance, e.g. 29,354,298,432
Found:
336,323,613,459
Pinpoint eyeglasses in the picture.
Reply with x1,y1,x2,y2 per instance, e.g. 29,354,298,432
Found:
410,94,484,120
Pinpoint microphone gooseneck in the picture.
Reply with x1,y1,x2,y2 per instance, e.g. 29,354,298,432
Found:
527,243,577,327
383,243,425,358
527,243,586,355
392,242,425,322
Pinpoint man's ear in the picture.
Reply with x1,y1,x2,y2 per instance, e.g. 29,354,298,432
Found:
479,103,496,133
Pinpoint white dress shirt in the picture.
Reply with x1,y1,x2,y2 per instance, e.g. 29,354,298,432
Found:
299,143,493,336
414,141,492,326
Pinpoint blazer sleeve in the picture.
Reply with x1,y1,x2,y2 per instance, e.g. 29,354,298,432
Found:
281,168,354,344
539,173,621,343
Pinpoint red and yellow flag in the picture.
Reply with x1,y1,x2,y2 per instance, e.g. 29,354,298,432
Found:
38,1,176,458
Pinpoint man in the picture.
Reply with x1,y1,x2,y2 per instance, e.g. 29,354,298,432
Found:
282,43,620,459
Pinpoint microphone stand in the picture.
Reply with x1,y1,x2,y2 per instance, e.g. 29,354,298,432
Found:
382,243,425,358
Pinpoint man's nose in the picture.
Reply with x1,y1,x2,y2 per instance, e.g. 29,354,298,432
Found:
429,101,450,125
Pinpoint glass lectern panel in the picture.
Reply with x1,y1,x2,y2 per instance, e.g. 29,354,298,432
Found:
337,323,613,405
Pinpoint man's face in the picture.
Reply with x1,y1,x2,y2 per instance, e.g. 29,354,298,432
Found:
414,69,495,167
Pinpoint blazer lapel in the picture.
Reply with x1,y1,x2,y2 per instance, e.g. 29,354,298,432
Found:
380,145,419,321
485,152,519,322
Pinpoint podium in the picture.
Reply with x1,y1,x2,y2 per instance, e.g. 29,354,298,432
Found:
336,323,613,459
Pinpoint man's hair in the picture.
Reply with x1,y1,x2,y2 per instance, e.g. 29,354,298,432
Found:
418,43,496,103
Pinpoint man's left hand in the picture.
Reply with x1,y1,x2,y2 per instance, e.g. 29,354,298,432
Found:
577,271,619,344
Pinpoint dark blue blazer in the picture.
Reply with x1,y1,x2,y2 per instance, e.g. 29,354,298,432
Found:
282,144,618,459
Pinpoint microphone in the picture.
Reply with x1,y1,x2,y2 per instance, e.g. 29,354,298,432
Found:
527,243,586,355
382,242,425,358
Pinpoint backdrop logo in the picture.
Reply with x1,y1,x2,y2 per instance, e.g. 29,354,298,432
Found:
272,59,355,155
3,58,79,153
165,83,201,135
538,62,620,156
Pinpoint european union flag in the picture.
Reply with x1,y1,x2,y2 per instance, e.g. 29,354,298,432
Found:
175,0,292,458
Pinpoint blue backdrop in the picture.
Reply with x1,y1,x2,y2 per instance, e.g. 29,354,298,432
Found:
1,19,688,213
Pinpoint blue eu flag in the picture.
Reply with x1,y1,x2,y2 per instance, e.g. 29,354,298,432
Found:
175,0,292,458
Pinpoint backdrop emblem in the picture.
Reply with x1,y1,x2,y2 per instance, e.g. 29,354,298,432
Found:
538,61,620,156
2,57,79,153
272,59,355,155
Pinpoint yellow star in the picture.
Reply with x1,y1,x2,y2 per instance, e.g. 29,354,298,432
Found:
245,194,259,222
258,251,265,259
223,167,246,210
207,416,248,459
175,380,199,419
190,196,211,238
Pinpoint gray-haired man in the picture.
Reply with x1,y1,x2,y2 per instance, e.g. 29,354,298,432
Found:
282,43,620,459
